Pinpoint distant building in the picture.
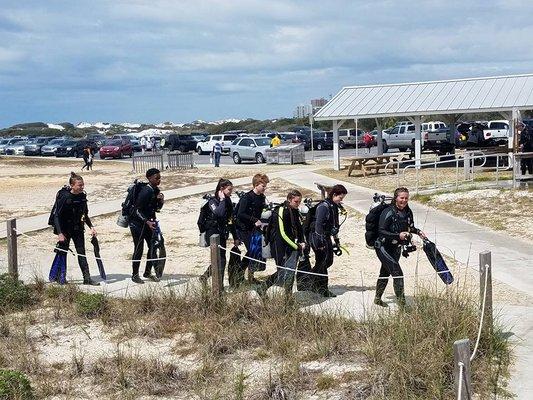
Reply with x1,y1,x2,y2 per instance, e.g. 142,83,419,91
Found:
294,104,312,119
294,98,328,118
311,98,328,108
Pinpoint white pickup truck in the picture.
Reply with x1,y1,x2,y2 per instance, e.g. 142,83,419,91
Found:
382,124,423,152
483,120,508,143
196,133,238,155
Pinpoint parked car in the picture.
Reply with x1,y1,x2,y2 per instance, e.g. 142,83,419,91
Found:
24,137,54,156
196,134,238,154
483,120,509,144
56,139,98,158
99,139,133,159
381,124,425,152
130,139,142,152
86,133,107,148
41,138,69,156
165,133,197,152
423,128,455,155
0,138,25,155
312,130,333,150
338,128,364,148
5,139,29,155
230,137,271,164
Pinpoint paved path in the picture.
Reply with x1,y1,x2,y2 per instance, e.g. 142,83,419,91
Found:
282,170,532,399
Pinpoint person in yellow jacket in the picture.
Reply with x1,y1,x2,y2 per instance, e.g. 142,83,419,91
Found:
270,134,281,147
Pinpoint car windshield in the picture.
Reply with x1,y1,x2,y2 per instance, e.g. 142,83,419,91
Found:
63,141,76,146
255,138,271,146
0,139,8,144
105,139,122,146
48,139,64,145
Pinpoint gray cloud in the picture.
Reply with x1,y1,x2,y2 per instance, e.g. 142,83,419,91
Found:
0,0,532,125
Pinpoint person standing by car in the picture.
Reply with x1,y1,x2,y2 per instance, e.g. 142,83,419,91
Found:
260,190,306,294
309,184,347,297
51,172,100,286
519,123,533,175
140,136,147,154
236,173,269,284
363,132,373,153
271,134,281,147
199,179,240,284
128,168,165,284
373,187,426,307
211,141,222,167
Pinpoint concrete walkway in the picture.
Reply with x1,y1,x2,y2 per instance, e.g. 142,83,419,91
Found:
282,170,532,399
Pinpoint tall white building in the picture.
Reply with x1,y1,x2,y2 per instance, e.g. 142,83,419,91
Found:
294,104,312,118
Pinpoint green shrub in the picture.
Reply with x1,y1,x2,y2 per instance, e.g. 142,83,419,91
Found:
0,370,34,399
0,274,33,314
75,292,107,318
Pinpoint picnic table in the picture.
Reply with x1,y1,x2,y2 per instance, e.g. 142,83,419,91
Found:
345,153,407,177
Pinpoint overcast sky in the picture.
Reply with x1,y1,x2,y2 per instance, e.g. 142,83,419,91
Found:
1,0,533,127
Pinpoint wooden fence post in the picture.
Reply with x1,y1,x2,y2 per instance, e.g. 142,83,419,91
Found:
479,250,493,335
453,339,472,400
6,219,18,279
210,234,222,296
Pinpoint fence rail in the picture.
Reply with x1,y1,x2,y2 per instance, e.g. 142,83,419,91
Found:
132,152,195,173
384,151,514,194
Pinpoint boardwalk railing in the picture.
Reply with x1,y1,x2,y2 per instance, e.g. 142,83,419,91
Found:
132,152,195,173
168,152,194,170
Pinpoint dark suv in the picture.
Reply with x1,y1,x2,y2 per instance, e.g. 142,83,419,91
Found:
165,134,197,152
312,131,333,150
55,139,98,157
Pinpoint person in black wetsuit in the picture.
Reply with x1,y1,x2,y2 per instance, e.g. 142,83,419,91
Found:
519,124,533,175
374,187,426,307
199,179,240,284
309,184,347,297
235,173,269,284
260,189,306,294
128,168,164,284
52,172,99,285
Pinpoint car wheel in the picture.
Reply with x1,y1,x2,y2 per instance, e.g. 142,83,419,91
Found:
317,142,323,150
255,153,265,163
118,152,123,159
382,140,388,153
398,147,407,152
178,145,186,153
233,152,242,164
73,151,79,158
339,140,345,149
196,146,203,154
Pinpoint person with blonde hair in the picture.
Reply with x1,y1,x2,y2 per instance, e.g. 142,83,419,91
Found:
235,173,269,284
50,172,99,285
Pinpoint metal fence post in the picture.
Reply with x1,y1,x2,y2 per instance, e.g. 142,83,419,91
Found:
210,234,222,296
6,219,18,279
453,339,472,400
479,250,493,336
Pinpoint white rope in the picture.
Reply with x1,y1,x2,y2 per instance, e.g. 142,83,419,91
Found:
457,361,464,399
219,244,454,280
470,264,490,362
13,228,167,263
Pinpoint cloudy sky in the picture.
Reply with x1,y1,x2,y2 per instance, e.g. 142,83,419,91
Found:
1,0,533,126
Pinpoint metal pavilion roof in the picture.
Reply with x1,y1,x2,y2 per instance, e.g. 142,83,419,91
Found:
314,74,533,121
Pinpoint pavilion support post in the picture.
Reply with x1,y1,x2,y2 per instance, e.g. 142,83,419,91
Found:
332,119,346,171
375,119,383,155
510,109,518,168
414,116,422,169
